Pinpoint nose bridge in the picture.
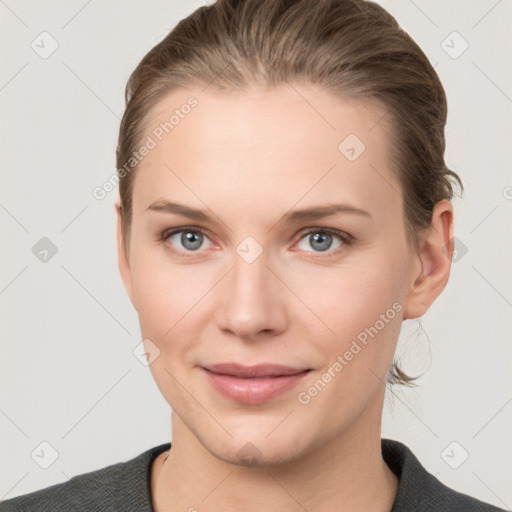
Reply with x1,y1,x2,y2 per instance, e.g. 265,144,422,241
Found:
217,238,285,337
230,242,274,308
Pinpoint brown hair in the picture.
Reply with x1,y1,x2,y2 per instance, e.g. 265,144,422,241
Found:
116,0,463,387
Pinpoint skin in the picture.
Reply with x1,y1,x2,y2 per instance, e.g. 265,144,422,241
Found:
115,83,454,511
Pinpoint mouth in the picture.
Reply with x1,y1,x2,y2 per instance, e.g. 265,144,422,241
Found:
201,363,312,404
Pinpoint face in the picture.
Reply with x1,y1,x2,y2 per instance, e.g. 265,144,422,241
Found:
117,83,425,466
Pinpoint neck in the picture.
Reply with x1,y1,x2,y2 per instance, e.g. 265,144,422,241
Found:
151,398,398,512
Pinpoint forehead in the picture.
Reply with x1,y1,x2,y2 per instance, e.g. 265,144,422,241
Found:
131,83,401,222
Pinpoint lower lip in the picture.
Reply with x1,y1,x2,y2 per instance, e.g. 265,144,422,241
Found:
202,368,310,404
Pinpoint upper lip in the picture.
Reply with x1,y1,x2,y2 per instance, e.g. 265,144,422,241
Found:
202,363,310,378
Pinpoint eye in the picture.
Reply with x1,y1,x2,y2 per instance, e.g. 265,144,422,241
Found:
160,227,215,255
295,228,352,256
159,226,353,258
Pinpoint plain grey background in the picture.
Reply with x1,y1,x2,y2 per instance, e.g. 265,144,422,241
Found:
1,0,511,508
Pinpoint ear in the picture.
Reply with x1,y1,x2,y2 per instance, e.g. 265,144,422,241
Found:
115,200,136,309
402,199,454,320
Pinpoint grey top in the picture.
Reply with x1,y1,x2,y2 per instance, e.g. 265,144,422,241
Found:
0,439,505,511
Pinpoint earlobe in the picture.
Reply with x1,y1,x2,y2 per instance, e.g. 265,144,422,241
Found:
115,201,135,309
402,199,454,320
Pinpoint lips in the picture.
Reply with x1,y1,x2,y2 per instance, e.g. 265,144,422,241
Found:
204,363,310,378
201,363,311,404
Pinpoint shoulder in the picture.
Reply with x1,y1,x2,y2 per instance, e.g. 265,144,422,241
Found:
382,438,506,511
0,443,171,512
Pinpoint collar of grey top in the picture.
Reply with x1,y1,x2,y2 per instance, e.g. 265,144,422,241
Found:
0,438,505,511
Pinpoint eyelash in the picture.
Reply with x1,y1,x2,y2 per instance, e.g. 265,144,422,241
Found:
158,226,353,259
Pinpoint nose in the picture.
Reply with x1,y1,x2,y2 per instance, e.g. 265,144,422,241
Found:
215,249,288,340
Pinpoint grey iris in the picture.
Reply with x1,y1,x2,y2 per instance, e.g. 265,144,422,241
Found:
310,232,332,252
182,231,203,250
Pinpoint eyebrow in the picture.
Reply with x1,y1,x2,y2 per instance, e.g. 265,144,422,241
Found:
145,200,371,224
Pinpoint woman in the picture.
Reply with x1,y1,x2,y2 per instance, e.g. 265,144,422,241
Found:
0,0,505,510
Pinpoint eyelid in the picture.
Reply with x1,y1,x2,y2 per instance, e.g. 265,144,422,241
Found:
162,225,211,239
296,226,353,242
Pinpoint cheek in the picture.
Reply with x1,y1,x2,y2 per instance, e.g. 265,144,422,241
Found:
130,253,210,406
299,251,406,379
129,246,218,353
297,256,403,334
295,270,403,417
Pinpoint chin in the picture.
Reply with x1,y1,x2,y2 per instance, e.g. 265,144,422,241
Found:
199,426,313,468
